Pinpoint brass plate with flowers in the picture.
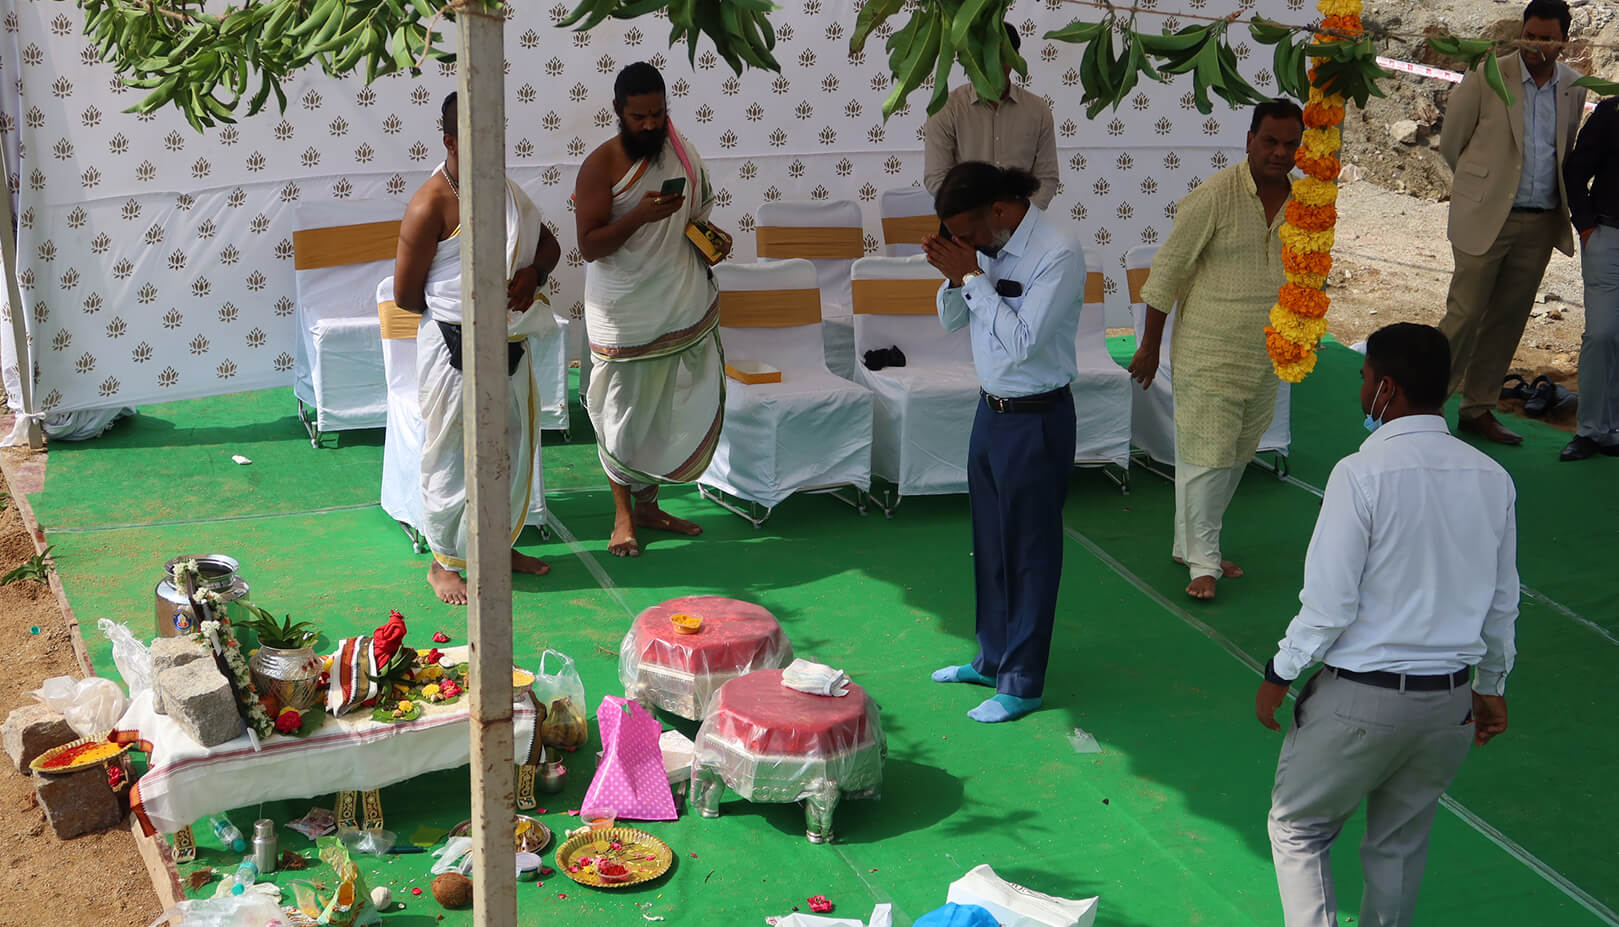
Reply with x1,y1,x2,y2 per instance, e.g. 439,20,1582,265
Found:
555,827,673,889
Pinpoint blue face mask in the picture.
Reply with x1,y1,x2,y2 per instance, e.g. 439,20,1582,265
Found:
1363,379,1393,433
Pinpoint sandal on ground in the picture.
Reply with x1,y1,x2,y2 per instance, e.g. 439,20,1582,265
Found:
1524,376,1577,417
1500,373,1532,401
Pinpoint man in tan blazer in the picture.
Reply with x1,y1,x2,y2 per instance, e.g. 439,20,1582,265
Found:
1439,0,1586,445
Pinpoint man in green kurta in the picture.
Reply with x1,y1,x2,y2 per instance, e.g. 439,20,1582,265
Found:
1128,100,1304,601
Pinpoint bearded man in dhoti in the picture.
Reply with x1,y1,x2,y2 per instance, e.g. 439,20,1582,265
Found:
573,62,729,557
392,92,562,603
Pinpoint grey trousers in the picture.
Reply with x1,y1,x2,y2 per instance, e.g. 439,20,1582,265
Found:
1578,225,1619,443
1439,210,1561,420
1268,669,1473,927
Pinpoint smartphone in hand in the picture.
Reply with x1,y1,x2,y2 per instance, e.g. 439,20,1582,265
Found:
937,220,953,241
659,176,687,199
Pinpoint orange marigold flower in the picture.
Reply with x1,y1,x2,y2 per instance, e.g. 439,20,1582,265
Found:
1279,283,1332,318
1266,326,1313,365
1282,246,1333,276
1319,14,1362,35
1304,103,1347,129
1297,154,1342,181
1285,201,1338,232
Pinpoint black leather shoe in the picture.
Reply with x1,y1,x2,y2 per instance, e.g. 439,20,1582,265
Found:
1561,435,1601,461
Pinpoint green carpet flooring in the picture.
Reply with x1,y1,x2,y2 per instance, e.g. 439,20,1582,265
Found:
29,346,1617,926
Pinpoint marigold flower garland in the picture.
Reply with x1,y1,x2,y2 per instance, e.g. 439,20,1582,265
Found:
1267,0,1360,381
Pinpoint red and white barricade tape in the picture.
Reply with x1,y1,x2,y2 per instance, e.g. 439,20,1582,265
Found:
1375,54,1601,111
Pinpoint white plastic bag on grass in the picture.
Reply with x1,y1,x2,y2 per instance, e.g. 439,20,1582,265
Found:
99,618,153,696
947,864,1099,927
31,674,128,737
144,893,288,927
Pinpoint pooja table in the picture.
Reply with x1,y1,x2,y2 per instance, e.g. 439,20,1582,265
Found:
619,595,794,720
691,669,885,843
111,649,540,840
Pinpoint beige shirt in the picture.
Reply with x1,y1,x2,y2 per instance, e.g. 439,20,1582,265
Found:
1141,161,1287,468
924,83,1060,210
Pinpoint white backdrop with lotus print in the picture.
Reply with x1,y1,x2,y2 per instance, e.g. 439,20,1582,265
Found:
0,0,1303,414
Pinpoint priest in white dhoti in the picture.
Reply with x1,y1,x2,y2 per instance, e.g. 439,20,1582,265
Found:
393,92,562,603
574,63,728,557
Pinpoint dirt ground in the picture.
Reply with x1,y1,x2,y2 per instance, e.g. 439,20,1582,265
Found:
0,453,161,927
1328,182,1586,395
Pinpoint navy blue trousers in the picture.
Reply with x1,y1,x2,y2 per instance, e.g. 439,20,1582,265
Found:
968,390,1076,699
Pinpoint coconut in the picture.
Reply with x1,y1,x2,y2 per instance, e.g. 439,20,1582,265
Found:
432,872,473,909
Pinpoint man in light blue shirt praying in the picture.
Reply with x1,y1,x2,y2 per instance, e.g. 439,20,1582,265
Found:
921,162,1082,724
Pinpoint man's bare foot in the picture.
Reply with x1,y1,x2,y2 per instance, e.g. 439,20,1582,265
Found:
429,561,468,605
1174,557,1244,578
608,516,641,558
511,549,550,576
1186,575,1217,600
634,502,703,537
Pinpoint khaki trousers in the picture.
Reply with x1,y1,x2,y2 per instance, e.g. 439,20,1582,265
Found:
1439,210,1561,420
1268,670,1473,927
1172,461,1246,581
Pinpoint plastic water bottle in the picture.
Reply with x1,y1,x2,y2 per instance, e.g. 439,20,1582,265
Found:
208,814,246,852
229,857,258,895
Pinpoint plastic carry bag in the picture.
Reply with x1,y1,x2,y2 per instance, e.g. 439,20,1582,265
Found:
32,674,129,738
582,695,676,821
99,619,154,697
535,649,589,750
945,864,1099,927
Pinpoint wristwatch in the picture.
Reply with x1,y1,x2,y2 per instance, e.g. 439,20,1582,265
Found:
960,271,983,286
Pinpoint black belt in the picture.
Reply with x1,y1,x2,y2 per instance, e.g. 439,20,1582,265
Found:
1510,205,1555,214
1329,666,1469,692
1598,215,1619,230
981,386,1069,413
436,320,525,376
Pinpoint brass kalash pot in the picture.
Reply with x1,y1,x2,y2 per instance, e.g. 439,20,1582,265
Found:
153,554,249,638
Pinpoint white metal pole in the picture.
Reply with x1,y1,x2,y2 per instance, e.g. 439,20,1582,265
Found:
457,7,517,926
0,146,43,448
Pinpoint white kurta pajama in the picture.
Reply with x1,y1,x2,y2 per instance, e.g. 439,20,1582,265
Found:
417,168,554,571
584,128,725,489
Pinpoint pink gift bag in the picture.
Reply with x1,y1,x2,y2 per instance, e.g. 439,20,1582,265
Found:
582,695,677,821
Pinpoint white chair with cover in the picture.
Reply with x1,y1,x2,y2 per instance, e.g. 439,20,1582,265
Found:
698,259,874,526
850,254,978,510
754,199,865,380
878,187,936,257
1072,267,1132,490
374,277,549,552
290,201,398,447
1123,244,1292,478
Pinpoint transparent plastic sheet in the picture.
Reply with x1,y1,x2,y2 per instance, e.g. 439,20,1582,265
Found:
691,668,885,841
143,894,286,927
618,596,795,721
99,619,154,697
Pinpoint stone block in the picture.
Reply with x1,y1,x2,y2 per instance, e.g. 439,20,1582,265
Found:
149,638,211,716
2,704,79,773
157,661,243,748
34,766,124,839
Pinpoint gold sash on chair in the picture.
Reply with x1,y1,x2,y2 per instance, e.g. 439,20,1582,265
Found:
292,220,401,270
851,278,942,315
880,215,936,248
1085,271,1105,305
755,225,864,260
377,300,420,340
1126,266,1151,304
717,288,823,328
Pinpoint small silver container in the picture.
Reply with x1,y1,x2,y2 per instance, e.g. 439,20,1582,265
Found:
251,818,278,873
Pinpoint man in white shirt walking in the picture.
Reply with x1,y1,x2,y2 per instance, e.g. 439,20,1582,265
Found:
1256,322,1518,927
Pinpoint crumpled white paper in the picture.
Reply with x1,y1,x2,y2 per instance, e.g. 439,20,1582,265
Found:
768,903,892,927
